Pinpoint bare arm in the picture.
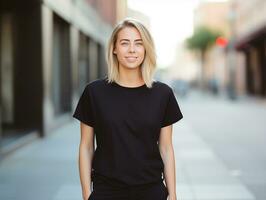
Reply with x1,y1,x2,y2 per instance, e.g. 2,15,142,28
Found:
159,125,177,200
78,122,95,200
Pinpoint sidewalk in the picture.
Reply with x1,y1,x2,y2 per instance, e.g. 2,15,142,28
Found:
0,122,81,200
173,120,255,200
0,118,256,200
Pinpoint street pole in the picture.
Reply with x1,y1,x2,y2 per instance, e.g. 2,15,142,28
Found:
227,2,237,100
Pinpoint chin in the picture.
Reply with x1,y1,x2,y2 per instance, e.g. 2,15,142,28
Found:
121,63,140,69
127,65,141,69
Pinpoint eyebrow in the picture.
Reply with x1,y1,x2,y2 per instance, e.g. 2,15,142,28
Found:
119,39,143,42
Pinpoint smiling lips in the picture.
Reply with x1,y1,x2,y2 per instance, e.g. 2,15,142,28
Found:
125,56,137,62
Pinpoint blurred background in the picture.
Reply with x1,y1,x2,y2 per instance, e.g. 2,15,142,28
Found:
0,0,265,199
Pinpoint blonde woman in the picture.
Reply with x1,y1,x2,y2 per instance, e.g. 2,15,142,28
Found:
73,18,183,200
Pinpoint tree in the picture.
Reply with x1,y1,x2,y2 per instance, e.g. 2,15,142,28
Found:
186,26,221,89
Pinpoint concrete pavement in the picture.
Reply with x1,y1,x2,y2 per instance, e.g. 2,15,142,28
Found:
0,123,81,200
173,120,255,200
178,89,266,200
0,90,257,200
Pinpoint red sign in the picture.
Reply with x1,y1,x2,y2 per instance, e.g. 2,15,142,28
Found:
216,36,228,47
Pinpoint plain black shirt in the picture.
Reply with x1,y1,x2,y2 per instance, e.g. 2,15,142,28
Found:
73,76,183,187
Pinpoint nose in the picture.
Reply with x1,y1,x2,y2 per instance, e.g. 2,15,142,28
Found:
129,43,136,53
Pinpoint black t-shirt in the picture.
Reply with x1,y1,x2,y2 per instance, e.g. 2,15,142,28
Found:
72,76,183,187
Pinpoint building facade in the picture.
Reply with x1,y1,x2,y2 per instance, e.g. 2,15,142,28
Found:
0,0,127,159
193,1,231,93
232,0,266,97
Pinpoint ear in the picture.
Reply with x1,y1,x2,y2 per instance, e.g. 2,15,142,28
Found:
113,48,117,54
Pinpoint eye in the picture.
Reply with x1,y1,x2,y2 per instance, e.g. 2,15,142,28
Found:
121,42,128,46
136,43,143,46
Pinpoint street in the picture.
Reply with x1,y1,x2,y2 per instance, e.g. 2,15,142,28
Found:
0,89,264,200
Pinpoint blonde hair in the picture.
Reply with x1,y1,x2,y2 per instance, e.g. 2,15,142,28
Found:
105,17,157,88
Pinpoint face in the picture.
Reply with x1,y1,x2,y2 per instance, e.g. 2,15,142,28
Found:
113,27,145,70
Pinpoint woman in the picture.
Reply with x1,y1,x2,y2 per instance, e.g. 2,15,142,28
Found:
73,18,183,200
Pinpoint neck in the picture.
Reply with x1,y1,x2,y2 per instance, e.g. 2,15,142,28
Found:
117,65,144,87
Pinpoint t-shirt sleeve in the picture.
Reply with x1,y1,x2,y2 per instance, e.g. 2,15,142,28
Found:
161,88,183,128
72,85,95,127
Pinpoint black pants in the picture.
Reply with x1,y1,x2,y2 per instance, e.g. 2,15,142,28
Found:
88,178,169,200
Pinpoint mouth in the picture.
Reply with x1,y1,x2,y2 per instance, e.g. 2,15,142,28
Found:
125,56,137,58
125,56,138,62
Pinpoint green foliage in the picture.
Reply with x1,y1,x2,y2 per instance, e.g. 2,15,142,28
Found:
186,26,222,53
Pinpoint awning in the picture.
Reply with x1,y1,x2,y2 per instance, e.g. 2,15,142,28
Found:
234,24,266,51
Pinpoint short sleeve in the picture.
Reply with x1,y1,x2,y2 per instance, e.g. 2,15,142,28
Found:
161,88,183,128
72,85,95,127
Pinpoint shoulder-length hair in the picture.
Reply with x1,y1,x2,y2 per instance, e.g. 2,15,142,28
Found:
105,17,157,88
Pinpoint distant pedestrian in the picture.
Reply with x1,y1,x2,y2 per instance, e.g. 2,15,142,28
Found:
73,17,183,200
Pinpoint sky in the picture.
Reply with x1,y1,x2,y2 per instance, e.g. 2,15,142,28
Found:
128,0,228,68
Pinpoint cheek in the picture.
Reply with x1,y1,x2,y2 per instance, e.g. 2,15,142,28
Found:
116,52,128,63
138,46,145,53
115,49,125,59
138,49,145,57
116,48,128,56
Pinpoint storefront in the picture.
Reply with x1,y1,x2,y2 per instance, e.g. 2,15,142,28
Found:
0,0,114,159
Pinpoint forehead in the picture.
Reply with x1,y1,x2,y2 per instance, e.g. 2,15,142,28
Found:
117,26,142,40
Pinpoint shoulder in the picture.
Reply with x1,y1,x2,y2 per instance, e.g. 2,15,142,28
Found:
152,80,173,94
85,76,107,91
